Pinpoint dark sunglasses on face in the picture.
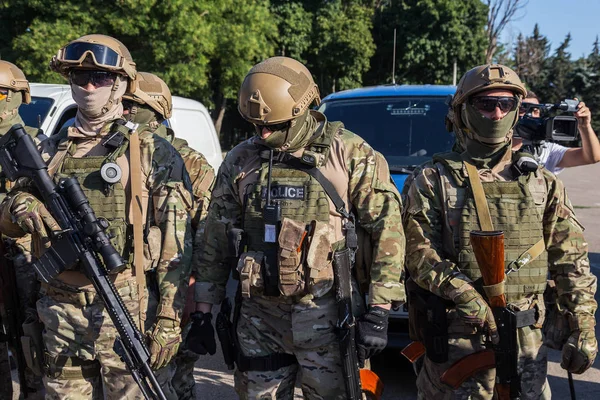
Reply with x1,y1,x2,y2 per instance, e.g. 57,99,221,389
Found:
520,105,541,114
470,96,518,113
255,121,290,132
70,70,117,88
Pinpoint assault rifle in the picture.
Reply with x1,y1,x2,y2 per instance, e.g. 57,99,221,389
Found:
0,238,27,398
470,231,520,400
332,248,384,400
0,124,166,400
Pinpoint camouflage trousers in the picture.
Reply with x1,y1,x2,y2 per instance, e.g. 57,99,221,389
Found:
416,326,551,400
233,293,346,400
36,276,175,400
171,322,200,400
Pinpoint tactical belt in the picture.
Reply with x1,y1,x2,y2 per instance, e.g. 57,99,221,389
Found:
45,352,101,380
237,352,297,372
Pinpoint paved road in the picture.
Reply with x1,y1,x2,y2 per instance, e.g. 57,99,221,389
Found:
193,163,600,399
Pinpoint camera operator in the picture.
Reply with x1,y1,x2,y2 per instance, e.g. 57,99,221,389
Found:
513,91,600,174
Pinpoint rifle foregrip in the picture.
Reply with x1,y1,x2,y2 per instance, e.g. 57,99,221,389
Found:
440,350,496,389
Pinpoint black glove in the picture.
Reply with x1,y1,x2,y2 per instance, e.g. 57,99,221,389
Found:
186,311,217,355
356,306,389,368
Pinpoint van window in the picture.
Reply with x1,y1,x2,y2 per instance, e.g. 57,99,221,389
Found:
18,96,54,129
171,108,218,158
319,96,454,167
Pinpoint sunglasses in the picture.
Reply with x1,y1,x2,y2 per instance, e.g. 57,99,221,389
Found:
0,89,7,102
519,105,541,114
61,42,121,68
255,121,290,132
70,70,117,88
470,96,518,113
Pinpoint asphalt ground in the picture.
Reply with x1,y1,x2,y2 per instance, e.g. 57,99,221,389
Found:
192,162,600,399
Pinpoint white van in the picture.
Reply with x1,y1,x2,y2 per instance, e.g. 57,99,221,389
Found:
19,83,223,170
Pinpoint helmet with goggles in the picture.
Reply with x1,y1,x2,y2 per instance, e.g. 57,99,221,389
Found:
238,56,320,126
0,60,31,104
50,34,136,89
452,64,526,131
123,72,172,120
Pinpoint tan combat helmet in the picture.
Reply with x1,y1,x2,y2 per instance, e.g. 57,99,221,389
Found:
123,72,172,120
238,56,320,125
0,60,31,104
50,34,136,89
452,64,526,130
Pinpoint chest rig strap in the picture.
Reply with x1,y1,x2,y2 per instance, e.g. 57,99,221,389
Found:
269,151,358,251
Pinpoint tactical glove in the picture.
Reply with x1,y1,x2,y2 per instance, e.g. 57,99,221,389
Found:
356,306,389,368
148,317,182,370
10,192,60,247
561,330,598,374
453,288,499,344
186,311,217,356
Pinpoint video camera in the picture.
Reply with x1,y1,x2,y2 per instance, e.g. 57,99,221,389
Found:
514,99,579,143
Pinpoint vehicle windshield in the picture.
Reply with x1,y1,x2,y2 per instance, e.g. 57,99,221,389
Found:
18,96,54,129
319,96,454,168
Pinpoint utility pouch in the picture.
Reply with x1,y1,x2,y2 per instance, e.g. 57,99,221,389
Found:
277,218,307,297
237,251,264,298
228,228,245,280
21,317,45,376
305,220,334,298
142,226,162,272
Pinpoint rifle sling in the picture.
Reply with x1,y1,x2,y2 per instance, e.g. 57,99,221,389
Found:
129,129,146,328
463,161,494,232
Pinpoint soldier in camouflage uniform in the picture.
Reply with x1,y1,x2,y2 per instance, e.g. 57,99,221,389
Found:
0,60,47,399
123,71,215,399
0,35,193,399
188,56,405,399
403,64,598,399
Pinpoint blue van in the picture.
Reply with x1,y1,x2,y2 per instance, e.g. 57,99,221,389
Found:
319,84,457,189
318,84,457,348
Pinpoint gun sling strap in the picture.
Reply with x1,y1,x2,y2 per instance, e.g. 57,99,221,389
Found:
129,127,146,328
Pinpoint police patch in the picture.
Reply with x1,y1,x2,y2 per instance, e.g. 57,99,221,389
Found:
261,185,305,200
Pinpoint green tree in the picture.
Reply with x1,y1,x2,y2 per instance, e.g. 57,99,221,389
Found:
366,0,488,86
537,33,572,103
271,1,313,62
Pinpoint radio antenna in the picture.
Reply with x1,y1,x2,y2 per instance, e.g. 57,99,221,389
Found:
392,28,397,85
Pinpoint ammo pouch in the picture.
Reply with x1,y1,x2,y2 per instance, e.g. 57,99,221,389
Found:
142,226,162,272
305,220,334,298
237,251,265,298
277,218,307,297
21,317,45,376
406,278,449,363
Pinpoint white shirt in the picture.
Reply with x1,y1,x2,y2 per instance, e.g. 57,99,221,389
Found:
524,141,569,174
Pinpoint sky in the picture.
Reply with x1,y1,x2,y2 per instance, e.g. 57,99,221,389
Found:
500,0,600,59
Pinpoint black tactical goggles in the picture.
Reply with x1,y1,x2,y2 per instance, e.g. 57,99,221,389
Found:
69,70,117,88
63,42,121,67
470,96,518,113
254,121,291,132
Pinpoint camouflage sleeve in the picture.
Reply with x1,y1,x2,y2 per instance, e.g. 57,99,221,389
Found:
179,146,215,232
143,135,194,321
193,153,242,305
343,131,405,304
544,171,597,329
402,166,467,299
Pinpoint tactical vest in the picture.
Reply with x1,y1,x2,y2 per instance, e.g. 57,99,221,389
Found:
54,133,132,265
241,122,348,298
435,153,548,303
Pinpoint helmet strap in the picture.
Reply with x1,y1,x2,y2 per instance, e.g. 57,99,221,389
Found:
101,76,122,115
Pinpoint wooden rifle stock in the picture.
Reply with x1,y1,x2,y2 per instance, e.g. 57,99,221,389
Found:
401,341,426,363
470,230,514,400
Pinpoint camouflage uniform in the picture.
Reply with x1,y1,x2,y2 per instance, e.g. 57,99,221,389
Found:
0,36,194,399
0,60,48,399
194,108,405,398
124,71,215,399
403,64,597,399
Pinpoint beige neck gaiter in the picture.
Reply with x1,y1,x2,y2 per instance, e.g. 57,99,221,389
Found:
72,76,127,137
